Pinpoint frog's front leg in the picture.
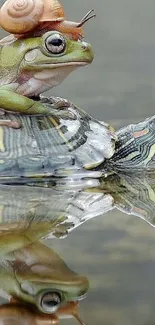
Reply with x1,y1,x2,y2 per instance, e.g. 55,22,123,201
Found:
0,88,71,128
0,88,68,115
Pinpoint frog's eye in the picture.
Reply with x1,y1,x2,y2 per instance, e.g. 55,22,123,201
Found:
45,33,66,54
37,291,62,313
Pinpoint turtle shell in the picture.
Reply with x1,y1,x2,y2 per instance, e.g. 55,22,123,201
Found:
0,96,116,183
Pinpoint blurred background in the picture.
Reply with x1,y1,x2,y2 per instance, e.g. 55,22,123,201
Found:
1,1,155,324
54,0,155,128
52,1,155,325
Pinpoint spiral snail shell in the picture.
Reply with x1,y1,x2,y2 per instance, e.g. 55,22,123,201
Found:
0,0,64,34
0,0,95,40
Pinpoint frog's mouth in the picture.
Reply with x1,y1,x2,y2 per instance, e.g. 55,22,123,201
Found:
77,292,87,301
33,61,92,68
53,61,90,66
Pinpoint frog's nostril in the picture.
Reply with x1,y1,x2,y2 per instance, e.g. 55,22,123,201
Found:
81,42,89,50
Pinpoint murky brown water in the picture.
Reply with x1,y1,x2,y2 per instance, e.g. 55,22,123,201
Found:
1,1,155,324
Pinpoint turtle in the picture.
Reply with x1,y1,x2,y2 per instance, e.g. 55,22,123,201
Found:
0,96,117,183
0,96,154,184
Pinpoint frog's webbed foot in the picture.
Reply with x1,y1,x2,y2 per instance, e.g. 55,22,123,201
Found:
40,95,73,110
39,96,77,120
30,95,72,110
0,119,21,129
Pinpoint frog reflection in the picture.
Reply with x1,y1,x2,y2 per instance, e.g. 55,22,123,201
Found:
0,173,154,308
0,183,110,325
0,184,89,324
0,238,88,314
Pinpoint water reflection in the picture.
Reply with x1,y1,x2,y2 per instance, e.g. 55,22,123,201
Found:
0,173,155,237
0,172,155,322
98,173,155,227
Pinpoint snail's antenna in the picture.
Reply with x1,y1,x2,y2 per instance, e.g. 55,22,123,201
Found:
77,9,96,27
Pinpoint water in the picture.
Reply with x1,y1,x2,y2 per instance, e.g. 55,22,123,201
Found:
0,0,155,324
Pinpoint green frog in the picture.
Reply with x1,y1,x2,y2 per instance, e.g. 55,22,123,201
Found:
0,31,93,128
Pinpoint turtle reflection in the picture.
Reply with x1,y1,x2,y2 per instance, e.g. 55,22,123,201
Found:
0,173,155,239
98,172,155,227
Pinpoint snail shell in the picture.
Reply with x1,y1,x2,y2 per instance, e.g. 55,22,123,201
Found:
0,0,65,34
39,0,65,22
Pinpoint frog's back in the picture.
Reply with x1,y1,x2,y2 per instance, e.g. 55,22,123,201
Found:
0,35,19,86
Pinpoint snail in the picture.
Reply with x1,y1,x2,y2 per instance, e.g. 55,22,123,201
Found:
0,0,96,40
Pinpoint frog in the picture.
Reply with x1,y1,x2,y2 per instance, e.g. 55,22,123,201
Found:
0,31,93,128
0,183,89,314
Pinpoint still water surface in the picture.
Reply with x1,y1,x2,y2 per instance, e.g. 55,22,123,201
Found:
1,0,155,324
